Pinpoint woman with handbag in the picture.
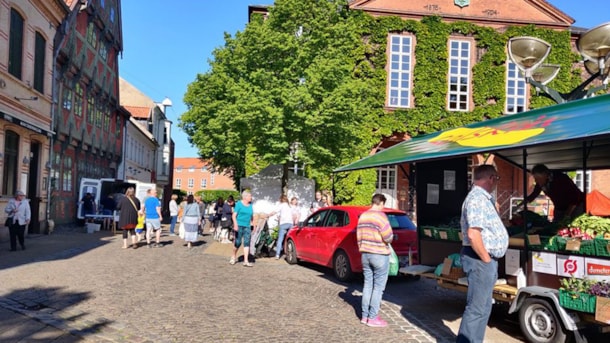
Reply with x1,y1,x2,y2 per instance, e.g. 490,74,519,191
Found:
181,195,201,249
4,191,31,251
116,187,141,249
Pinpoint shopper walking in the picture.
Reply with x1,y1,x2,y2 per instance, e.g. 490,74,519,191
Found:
143,188,163,248
116,187,140,249
168,194,179,236
181,195,201,249
4,191,31,251
274,195,293,260
230,190,254,267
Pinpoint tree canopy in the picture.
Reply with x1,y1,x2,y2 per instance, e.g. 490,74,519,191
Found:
180,0,399,204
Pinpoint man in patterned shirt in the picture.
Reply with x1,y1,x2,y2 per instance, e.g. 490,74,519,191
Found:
357,193,393,328
457,165,508,343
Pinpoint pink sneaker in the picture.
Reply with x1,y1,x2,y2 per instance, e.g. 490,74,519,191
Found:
360,317,368,324
366,316,388,328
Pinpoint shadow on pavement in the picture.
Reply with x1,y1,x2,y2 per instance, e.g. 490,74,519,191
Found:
0,229,112,271
0,286,112,342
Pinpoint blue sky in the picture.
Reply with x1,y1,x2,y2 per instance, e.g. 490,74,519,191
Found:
119,0,610,158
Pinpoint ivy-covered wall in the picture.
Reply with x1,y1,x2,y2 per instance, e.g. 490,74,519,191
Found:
358,14,581,136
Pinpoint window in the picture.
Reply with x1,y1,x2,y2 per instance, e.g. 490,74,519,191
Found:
9,8,24,79
86,23,97,49
574,170,591,193
34,32,46,93
505,61,527,114
2,131,19,195
377,166,396,190
95,102,102,127
201,179,207,188
188,178,194,188
103,104,110,131
74,84,83,116
87,96,95,124
201,166,207,172
448,40,471,111
115,116,122,137
163,127,168,144
210,173,215,185
62,157,73,192
176,166,182,172
62,85,73,111
99,43,108,61
110,7,115,23
387,35,412,108
176,178,181,188
189,166,194,172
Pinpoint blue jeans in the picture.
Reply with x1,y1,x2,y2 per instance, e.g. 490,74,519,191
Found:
275,223,292,257
361,252,389,320
169,215,178,234
456,255,498,343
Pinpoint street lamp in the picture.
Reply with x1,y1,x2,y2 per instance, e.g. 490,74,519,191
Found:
508,22,610,104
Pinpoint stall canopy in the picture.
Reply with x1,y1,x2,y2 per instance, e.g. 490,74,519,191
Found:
335,94,610,173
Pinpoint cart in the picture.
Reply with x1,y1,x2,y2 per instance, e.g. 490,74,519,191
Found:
335,94,610,342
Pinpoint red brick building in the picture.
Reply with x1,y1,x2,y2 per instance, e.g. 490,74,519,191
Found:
173,158,235,194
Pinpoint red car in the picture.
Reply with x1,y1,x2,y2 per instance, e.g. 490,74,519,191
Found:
284,205,418,281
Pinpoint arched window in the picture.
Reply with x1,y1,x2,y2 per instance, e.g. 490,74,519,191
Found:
3,131,19,195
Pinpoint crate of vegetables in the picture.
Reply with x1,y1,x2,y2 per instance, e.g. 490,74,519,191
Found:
559,289,596,313
594,237,610,257
555,226,597,256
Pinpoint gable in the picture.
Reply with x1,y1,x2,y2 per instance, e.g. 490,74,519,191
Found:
349,0,574,29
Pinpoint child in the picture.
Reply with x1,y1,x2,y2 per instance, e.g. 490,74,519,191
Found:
135,212,145,242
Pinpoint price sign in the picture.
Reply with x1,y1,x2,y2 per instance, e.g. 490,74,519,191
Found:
424,229,432,237
528,234,541,246
566,239,581,252
439,231,448,240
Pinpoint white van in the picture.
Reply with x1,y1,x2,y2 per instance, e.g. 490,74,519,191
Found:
77,178,158,220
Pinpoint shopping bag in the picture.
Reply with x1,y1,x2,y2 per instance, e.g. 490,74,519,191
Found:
179,222,185,239
388,244,399,276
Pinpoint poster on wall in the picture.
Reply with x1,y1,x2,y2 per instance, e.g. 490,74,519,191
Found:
443,170,456,190
426,184,439,204
505,249,520,276
556,254,585,278
532,251,557,275
20,173,28,194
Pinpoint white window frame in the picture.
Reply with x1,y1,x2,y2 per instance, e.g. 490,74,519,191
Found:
175,178,181,188
201,179,207,189
189,166,195,172
211,173,215,186
505,61,527,114
188,178,194,188
176,166,182,173
574,170,591,193
447,39,471,112
387,34,413,108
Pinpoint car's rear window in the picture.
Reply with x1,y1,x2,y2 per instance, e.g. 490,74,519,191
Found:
387,214,416,230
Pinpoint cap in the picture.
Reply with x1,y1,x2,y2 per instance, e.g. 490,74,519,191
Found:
15,191,25,196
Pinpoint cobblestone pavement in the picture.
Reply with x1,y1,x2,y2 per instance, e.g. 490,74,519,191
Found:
0,226,525,342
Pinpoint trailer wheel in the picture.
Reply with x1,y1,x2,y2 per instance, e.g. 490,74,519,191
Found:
519,297,568,343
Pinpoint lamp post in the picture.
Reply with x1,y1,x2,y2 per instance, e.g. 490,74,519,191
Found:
507,22,610,104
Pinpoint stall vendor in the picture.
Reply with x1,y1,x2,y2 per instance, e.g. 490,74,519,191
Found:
522,164,585,222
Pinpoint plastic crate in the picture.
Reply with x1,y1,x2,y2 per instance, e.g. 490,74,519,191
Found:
559,290,596,313
594,237,610,257
526,235,554,251
421,227,437,239
553,237,596,256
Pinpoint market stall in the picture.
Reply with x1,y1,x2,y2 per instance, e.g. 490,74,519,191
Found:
335,94,610,342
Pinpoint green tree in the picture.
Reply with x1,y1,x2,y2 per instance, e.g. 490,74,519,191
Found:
180,0,402,204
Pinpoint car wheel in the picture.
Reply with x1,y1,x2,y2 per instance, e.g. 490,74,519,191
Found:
333,250,353,282
285,239,298,265
519,297,569,343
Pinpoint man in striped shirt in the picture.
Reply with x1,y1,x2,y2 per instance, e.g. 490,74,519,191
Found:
357,193,393,328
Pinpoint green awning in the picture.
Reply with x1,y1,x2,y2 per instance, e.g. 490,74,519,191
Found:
335,94,610,172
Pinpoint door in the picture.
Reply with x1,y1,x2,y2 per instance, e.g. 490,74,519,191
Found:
377,166,397,208
314,209,350,266
28,142,41,233
297,209,329,260
77,178,101,219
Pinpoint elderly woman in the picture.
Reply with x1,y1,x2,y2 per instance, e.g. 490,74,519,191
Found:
168,194,179,236
116,187,140,249
4,191,31,251
230,190,255,267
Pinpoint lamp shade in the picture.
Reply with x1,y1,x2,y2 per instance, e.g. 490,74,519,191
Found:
584,58,610,77
577,22,610,60
531,64,561,85
508,36,552,73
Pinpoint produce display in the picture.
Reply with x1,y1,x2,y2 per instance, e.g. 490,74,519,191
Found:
558,214,610,240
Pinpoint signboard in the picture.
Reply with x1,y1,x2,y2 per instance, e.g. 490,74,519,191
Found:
532,251,557,275
556,255,585,278
0,111,52,137
584,257,610,281
505,248,520,276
